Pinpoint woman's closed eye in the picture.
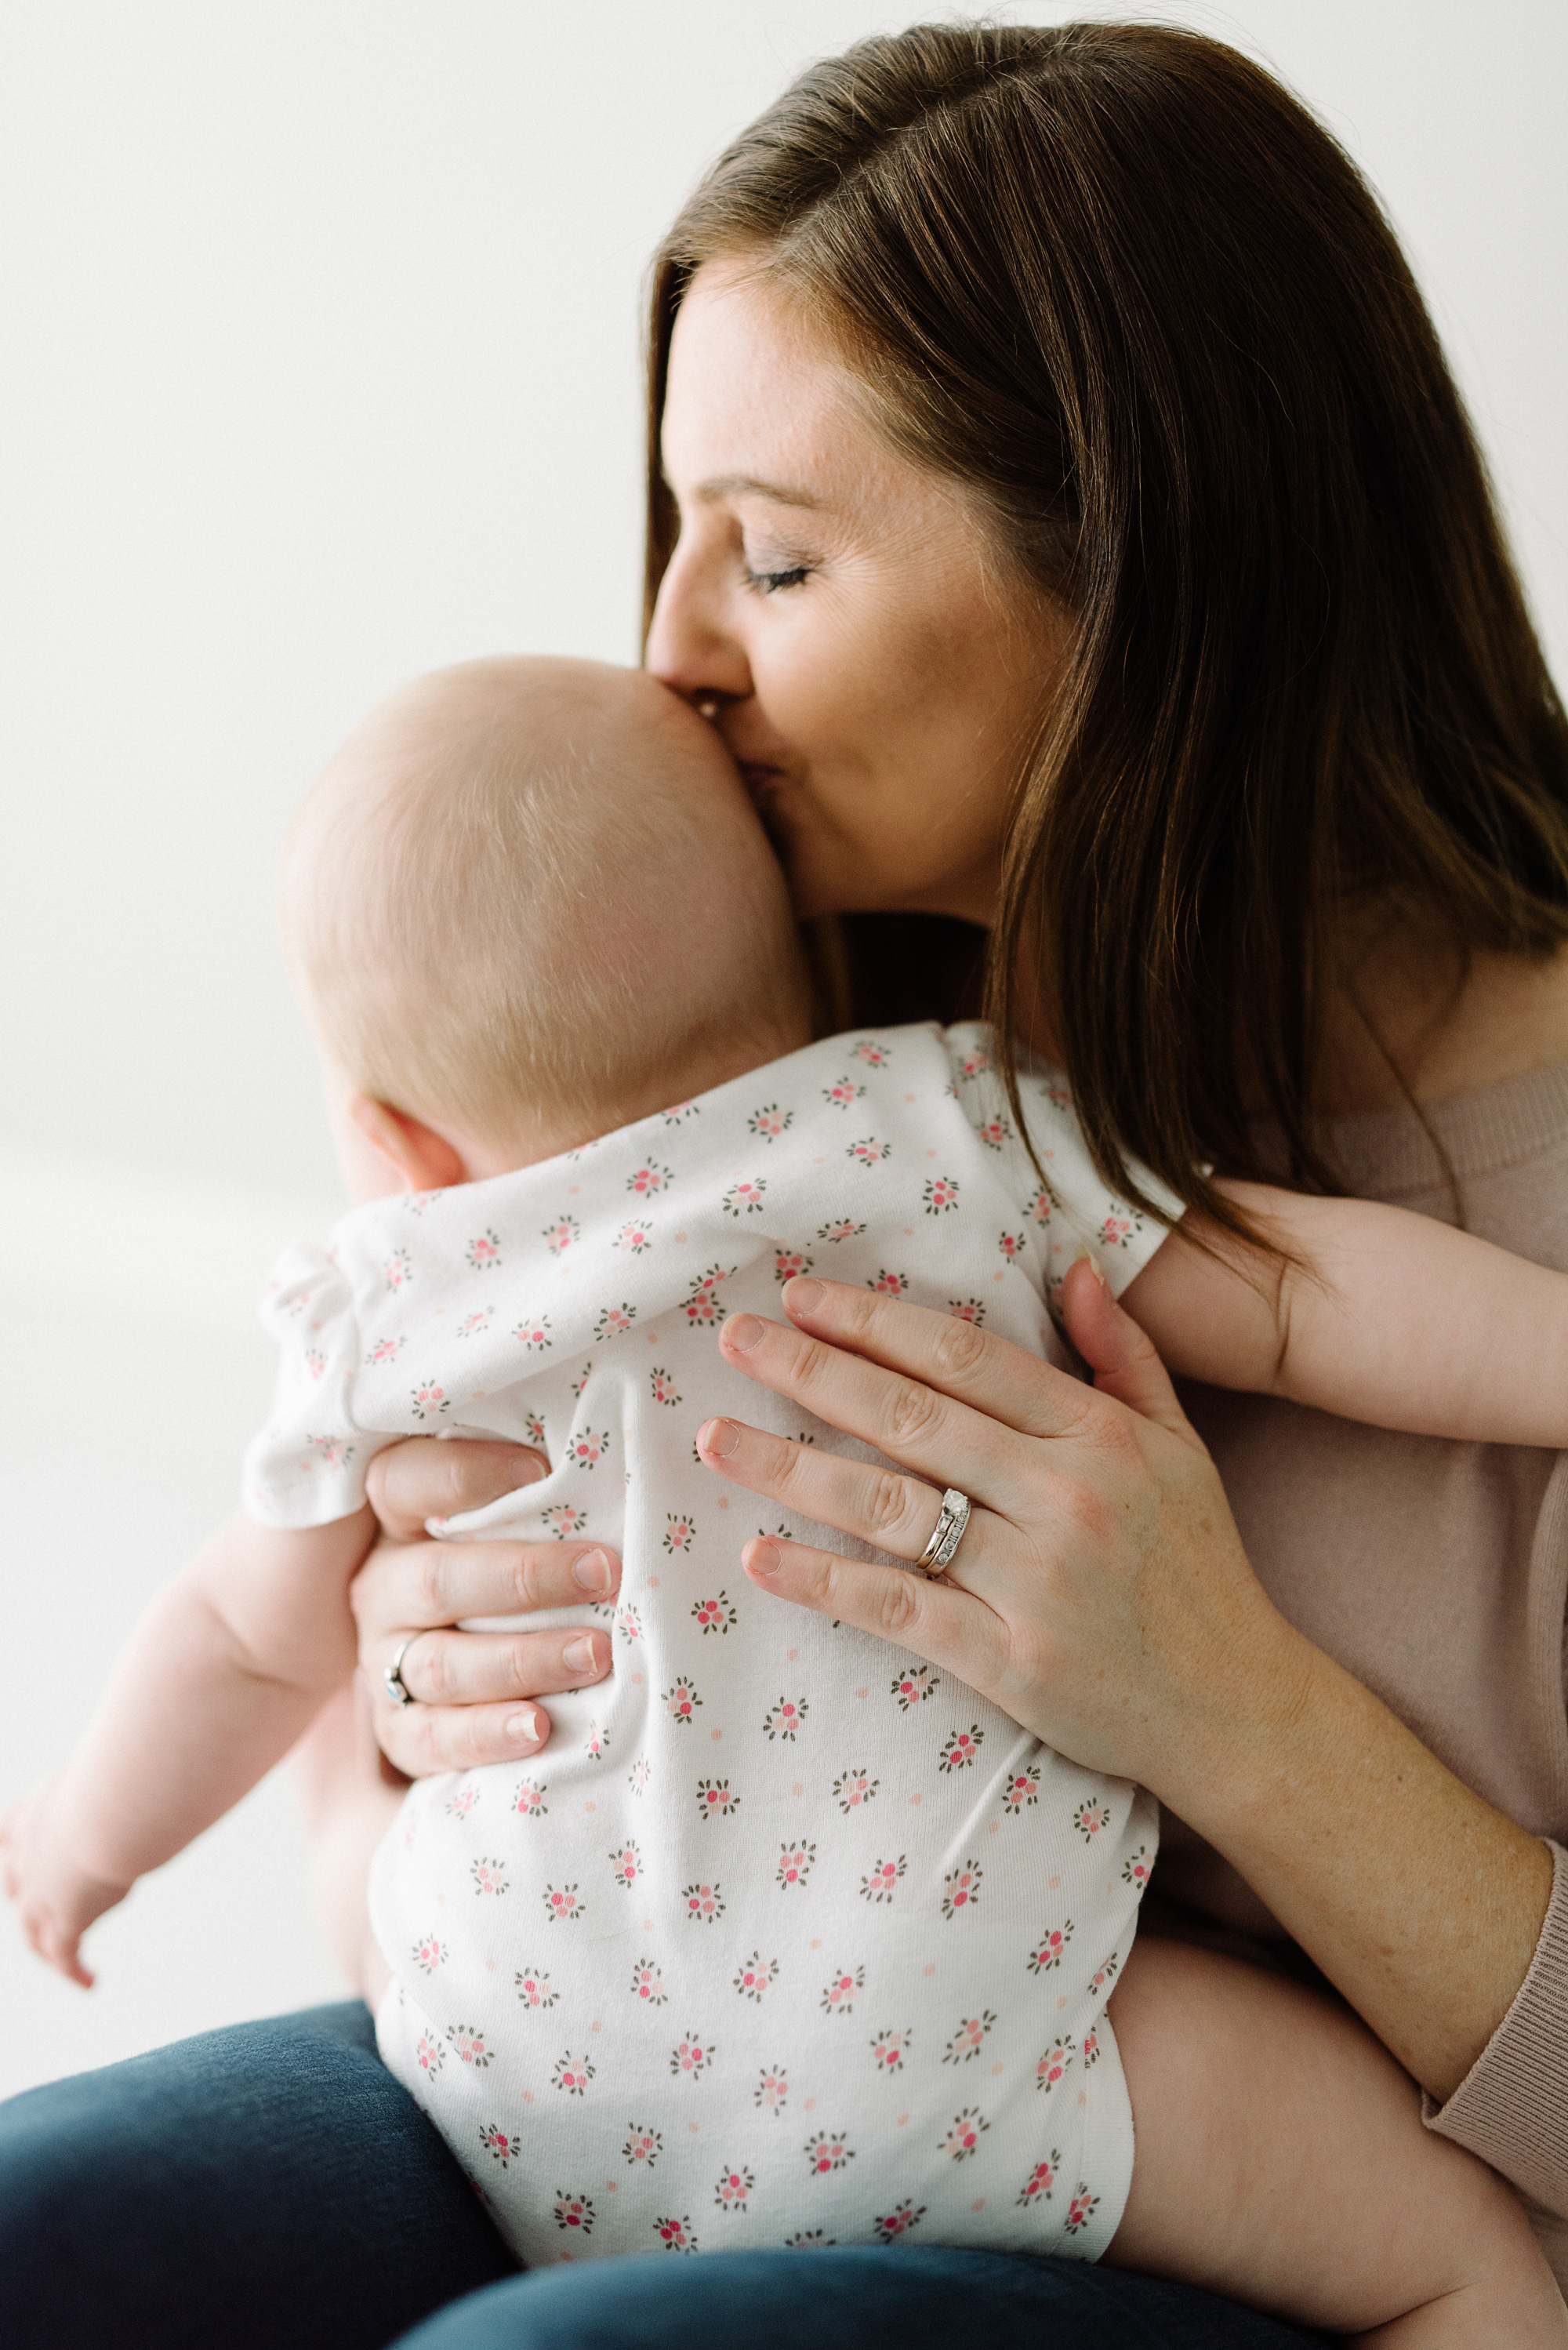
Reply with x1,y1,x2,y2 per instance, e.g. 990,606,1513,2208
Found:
741,554,815,594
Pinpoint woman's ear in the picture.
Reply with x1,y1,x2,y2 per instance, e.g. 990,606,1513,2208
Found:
345,1093,469,1193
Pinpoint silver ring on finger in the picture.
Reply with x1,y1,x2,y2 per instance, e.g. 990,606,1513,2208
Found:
913,1487,971,1578
384,1633,422,1709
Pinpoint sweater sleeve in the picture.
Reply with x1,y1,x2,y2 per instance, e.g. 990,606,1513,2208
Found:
1422,1837,1568,2215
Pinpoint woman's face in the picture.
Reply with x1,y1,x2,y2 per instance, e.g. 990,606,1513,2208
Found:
645,259,1069,925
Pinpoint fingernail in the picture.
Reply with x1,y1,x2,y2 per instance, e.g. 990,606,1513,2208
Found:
509,1454,548,1488
724,1313,765,1352
786,1277,824,1314
1073,1244,1109,1291
571,1548,613,1593
506,1708,543,1745
747,1538,782,1578
699,1418,741,1458
563,1635,599,1672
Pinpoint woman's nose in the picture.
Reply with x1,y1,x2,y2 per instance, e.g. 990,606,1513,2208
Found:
644,548,753,709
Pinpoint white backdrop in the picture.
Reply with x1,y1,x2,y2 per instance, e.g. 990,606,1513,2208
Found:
2,1,1564,2094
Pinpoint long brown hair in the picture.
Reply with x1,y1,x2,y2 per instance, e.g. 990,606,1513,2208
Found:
644,20,1568,1227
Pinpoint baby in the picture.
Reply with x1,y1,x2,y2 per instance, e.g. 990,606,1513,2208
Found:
6,656,1565,2341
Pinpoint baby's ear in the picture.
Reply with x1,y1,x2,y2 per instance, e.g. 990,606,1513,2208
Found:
347,1094,468,1193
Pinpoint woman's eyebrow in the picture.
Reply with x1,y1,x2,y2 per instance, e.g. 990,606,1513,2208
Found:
695,472,824,510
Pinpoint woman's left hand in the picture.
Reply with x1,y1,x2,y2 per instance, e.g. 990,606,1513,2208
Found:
698,1263,1310,1807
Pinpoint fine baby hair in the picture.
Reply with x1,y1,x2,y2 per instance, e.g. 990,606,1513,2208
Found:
279,656,813,1154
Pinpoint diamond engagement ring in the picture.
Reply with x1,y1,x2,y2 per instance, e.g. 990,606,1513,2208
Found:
913,1487,972,1577
383,1633,421,1709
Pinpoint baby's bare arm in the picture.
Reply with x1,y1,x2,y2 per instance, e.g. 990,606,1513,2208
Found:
2,1507,374,1981
1107,1936,1563,2339
1122,1179,1568,1444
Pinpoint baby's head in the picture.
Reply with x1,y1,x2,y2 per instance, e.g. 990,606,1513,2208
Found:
281,656,811,1194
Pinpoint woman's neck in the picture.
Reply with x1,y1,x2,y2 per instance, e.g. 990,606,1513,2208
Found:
1315,921,1568,1118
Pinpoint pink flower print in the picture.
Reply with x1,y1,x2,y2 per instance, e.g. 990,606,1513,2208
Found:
542,1882,583,1923
416,2031,445,2077
804,2130,855,2176
696,1778,739,1821
615,1602,643,1644
409,1380,449,1422
627,1755,652,1797
755,2065,789,2115
957,1044,990,1079
819,1964,865,2016
681,1262,735,1324
713,2164,754,2213
939,2108,989,2162
541,1214,580,1255
722,1177,768,1218
1027,1184,1057,1229
1000,1766,1041,1814
649,1366,681,1407
524,1411,546,1446
943,2011,997,2065
593,1302,637,1344
661,1097,700,1124
938,1724,984,1774
514,1778,548,1819
405,1190,441,1215
833,1767,879,1814
1087,1954,1119,1997
997,1229,1027,1261
630,1957,667,2006
365,1335,405,1366
873,2200,925,2243
1026,1922,1074,1975
749,1104,793,1142
691,1590,736,1634
891,1665,940,1709
616,1217,655,1254
1123,1843,1154,1889
1073,1797,1112,1842
583,1722,608,1761
470,1857,509,1896
554,2192,594,2236
654,2215,695,2254
664,1678,702,1725
626,1160,673,1197
869,2026,910,2075
762,1695,808,1742
816,1219,866,1244
941,1860,983,1920
515,1967,558,2010
306,1433,353,1469
608,1840,643,1891
445,1784,480,1818
383,1249,413,1293
665,1513,697,1555
541,1504,587,1539
923,1175,960,1215
466,1229,502,1272
478,2123,520,2168
1098,1209,1143,1250
512,1314,552,1351
822,1076,866,1110
851,1039,892,1067
860,1854,906,1905
624,2123,662,2167
786,2230,834,2250
945,1302,986,1333
303,1347,326,1382
975,1116,1011,1150
570,1362,592,1397
772,1247,815,1283
670,2032,714,2079
1065,2186,1100,2236
866,1268,909,1296
554,2052,595,2097
412,1932,445,1975
683,1880,724,1924
1017,2152,1061,2209
455,1307,493,1339
447,2024,492,2069
847,1135,891,1168
1036,2038,1074,2094
568,1427,610,1469
733,1951,779,2003
776,1841,816,1891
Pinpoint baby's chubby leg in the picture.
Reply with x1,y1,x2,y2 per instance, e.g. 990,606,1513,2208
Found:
1105,1935,1564,2342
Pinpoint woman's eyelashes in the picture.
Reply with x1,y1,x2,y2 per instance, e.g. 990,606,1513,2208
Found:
741,554,815,594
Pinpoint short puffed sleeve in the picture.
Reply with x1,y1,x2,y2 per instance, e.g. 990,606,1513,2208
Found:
241,1239,391,1528
1010,1062,1187,1298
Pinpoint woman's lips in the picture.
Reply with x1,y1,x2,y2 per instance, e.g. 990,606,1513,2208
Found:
739,761,786,803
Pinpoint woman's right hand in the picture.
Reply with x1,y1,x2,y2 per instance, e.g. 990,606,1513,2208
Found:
352,1437,621,1775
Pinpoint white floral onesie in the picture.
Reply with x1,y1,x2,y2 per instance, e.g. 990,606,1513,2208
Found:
245,1023,1178,2269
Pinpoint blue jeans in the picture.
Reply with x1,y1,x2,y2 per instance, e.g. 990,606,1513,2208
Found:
0,2005,1318,2348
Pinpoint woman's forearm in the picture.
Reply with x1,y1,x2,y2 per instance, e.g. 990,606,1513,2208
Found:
1159,1607,1555,2101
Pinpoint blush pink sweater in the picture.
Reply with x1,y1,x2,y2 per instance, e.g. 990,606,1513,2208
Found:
1160,1056,1568,2278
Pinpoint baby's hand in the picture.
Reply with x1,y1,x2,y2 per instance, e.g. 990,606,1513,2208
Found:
0,1776,133,1987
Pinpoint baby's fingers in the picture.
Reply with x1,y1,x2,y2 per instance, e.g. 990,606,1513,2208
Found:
741,1535,1008,1699
23,1905,94,1989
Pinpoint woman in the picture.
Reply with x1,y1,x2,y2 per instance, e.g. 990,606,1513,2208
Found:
5,23,1566,2348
